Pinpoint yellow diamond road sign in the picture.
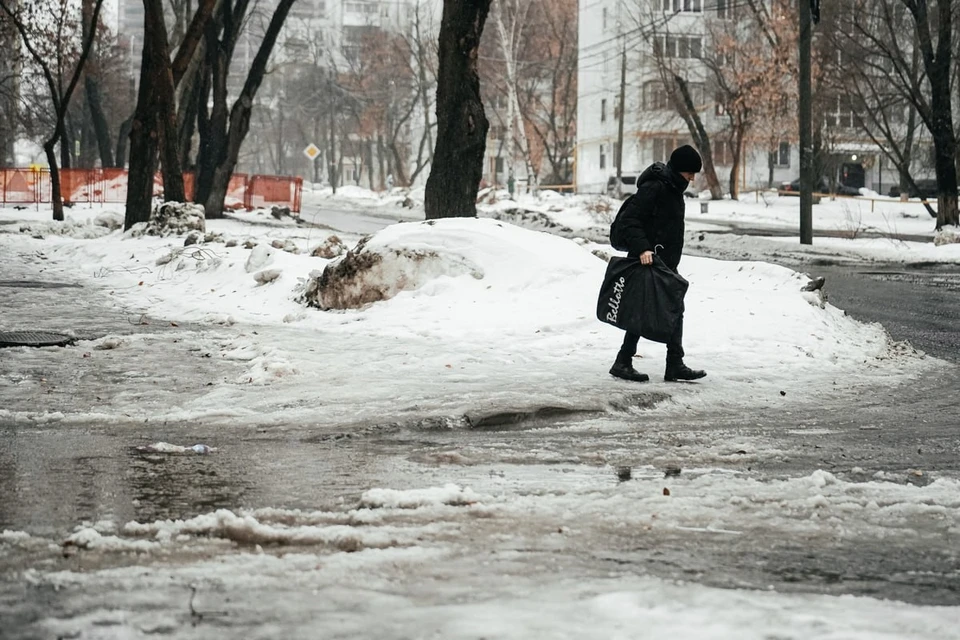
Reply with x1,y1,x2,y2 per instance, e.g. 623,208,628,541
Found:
303,143,321,160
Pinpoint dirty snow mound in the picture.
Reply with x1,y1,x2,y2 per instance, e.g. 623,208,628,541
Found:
311,234,347,258
128,202,206,237
302,232,483,310
300,218,601,311
934,225,960,246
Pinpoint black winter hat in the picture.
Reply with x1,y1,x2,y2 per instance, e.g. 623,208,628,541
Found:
668,145,703,173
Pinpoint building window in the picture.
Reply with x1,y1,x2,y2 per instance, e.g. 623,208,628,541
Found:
345,1,378,14
662,0,702,12
613,141,620,167
290,0,326,19
824,95,855,128
777,142,790,166
495,156,504,173
713,140,734,166
601,98,607,123
716,49,735,67
655,35,702,59
716,0,735,19
652,138,683,163
714,92,726,116
603,7,607,29
644,81,671,110
600,144,606,170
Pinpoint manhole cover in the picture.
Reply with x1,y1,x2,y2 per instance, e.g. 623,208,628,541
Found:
0,280,82,289
0,331,76,348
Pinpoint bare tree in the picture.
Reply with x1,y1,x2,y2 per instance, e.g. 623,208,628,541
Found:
424,0,492,219
490,0,538,189
704,0,797,198
80,0,113,168
827,0,955,226
125,0,216,229
0,0,104,221
522,0,576,185
406,0,439,181
192,0,297,217
623,3,723,198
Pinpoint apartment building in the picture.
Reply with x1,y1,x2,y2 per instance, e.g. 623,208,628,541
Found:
576,0,904,196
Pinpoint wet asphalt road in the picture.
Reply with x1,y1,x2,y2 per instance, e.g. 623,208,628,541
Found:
808,264,960,363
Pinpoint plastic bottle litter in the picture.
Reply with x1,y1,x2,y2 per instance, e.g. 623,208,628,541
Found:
134,442,217,455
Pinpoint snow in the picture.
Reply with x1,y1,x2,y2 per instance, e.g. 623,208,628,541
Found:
0,193,940,428
2,188,958,638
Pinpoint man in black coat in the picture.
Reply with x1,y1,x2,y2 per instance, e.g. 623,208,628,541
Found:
609,144,707,383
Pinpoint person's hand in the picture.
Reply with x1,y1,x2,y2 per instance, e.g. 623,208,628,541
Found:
640,250,654,265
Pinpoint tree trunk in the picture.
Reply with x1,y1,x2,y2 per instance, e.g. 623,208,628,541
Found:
390,141,409,186
924,14,958,227
124,30,161,230
60,119,71,170
276,106,285,175
194,18,232,209
424,0,492,219
202,0,296,217
176,45,205,170
377,133,386,189
145,0,186,203
672,74,722,199
44,140,64,221
414,6,435,167
327,103,337,193
115,116,133,168
84,78,113,167
728,124,746,199
82,0,113,168
766,142,775,188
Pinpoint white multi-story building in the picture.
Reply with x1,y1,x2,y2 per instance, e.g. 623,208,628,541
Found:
576,0,905,196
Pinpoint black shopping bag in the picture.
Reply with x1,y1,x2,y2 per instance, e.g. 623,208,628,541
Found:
596,256,689,343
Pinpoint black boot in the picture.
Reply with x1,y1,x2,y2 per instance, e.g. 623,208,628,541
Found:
664,359,706,382
609,357,649,382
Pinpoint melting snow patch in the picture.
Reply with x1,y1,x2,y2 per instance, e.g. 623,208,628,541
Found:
239,352,299,384
64,528,159,552
1,530,33,544
122,509,403,551
359,483,484,509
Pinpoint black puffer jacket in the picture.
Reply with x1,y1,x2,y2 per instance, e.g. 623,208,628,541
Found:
614,162,689,271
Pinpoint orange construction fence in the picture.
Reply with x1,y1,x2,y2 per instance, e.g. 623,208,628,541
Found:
1,168,302,213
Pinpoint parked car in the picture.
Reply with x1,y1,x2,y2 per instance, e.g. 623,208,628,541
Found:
606,174,639,198
888,179,938,199
781,177,860,196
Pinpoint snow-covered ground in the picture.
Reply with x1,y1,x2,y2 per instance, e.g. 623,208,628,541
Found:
0,190,944,427
2,188,958,639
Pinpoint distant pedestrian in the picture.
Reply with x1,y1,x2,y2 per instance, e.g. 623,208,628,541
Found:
608,144,707,383
386,173,394,192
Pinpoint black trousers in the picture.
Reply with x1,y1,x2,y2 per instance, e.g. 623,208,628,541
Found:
617,313,684,363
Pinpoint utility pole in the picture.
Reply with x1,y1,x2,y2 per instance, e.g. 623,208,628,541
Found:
798,0,816,245
615,38,627,197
